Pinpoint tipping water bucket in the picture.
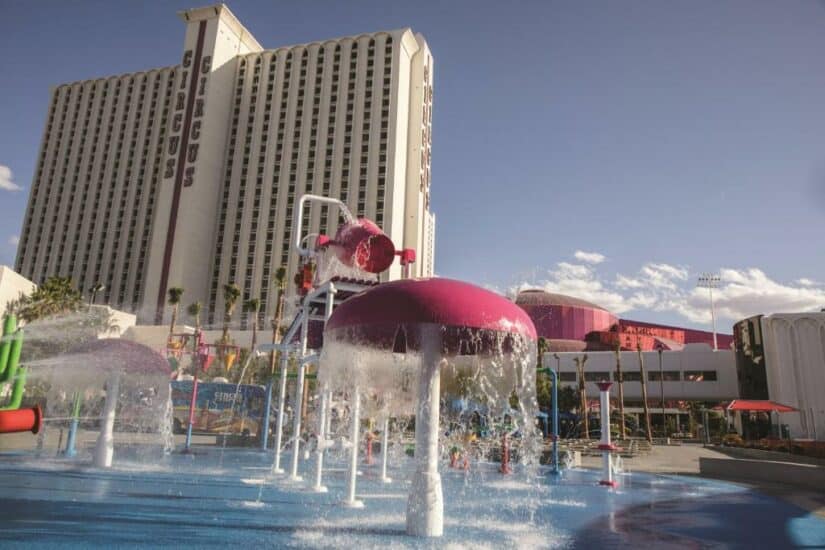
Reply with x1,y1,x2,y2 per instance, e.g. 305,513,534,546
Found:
331,219,396,273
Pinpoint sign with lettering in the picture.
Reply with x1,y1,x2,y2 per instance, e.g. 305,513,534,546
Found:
183,55,211,187
163,50,211,187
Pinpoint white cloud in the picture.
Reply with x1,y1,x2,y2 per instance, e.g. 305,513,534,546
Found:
0,165,22,192
573,250,605,264
509,254,825,326
7,235,19,246
615,274,643,289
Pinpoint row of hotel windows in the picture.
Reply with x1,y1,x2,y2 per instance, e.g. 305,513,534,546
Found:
209,37,393,323
556,370,720,383
19,71,173,309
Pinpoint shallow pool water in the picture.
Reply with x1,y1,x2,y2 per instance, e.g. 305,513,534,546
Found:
0,447,823,548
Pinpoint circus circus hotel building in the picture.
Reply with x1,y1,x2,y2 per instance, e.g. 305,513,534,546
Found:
14,4,436,326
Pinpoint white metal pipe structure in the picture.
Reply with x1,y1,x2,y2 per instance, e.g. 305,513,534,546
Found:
272,352,290,474
596,381,618,488
311,284,337,492
406,325,444,537
343,386,364,508
93,371,121,468
288,335,315,483
268,316,304,474
380,416,392,483
292,194,354,258
697,273,721,351
311,388,329,492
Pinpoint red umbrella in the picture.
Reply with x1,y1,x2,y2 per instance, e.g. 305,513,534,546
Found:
725,400,797,413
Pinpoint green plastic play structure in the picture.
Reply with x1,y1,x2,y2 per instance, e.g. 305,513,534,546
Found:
0,314,26,410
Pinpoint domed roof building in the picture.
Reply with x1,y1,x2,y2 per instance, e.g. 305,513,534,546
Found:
515,290,618,343
515,289,733,352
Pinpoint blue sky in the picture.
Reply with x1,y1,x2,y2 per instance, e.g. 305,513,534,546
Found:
2,0,824,330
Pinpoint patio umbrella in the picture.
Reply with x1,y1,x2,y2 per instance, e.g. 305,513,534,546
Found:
726,400,797,413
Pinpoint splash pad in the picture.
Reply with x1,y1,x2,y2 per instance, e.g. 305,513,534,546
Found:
2,193,825,547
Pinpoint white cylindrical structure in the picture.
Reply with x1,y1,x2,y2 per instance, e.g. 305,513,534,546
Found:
406,327,444,537
597,381,618,488
288,310,312,481
272,353,289,474
93,371,121,468
380,416,392,483
343,386,364,508
289,361,307,481
312,385,329,492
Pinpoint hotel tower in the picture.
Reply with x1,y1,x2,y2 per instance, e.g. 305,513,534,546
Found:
15,4,436,324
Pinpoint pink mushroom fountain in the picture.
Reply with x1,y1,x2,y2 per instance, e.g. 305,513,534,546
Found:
321,277,538,537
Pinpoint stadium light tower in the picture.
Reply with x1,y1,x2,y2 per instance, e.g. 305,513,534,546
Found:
697,273,721,350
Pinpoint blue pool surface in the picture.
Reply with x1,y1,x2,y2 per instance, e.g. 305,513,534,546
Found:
1,447,824,549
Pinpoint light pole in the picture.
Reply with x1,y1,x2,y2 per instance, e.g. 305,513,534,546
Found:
697,273,720,350
657,348,665,437
89,283,104,307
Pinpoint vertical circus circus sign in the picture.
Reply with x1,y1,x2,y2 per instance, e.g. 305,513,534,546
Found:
164,49,211,187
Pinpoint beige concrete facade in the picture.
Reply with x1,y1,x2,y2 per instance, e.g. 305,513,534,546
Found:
16,4,435,326
760,312,825,440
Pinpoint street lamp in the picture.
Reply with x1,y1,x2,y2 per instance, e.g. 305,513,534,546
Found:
697,273,720,350
89,284,105,307
658,348,665,437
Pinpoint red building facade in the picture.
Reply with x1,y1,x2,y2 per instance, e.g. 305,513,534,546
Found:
516,290,733,352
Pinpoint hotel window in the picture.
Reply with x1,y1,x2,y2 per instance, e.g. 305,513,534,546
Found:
649,371,681,382
615,371,641,382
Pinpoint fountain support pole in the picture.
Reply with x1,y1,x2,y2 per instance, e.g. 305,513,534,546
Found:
311,285,336,491
260,379,273,450
406,326,444,537
94,371,121,468
311,385,329,492
64,392,82,457
288,306,312,481
551,368,560,476
272,352,290,473
183,375,199,452
343,385,364,507
597,381,618,487
380,416,392,483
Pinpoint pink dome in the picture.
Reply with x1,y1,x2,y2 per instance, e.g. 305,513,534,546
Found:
515,290,617,342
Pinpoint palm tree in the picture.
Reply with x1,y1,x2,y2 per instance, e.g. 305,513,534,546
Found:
269,267,288,375
637,342,653,443
15,276,83,323
574,354,589,439
186,301,203,372
186,301,202,333
242,297,261,384
167,287,184,334
221,283,241,343
535,337,553,412
615,339,626,439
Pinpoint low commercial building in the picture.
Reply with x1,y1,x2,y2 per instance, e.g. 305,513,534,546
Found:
544,345,738,431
